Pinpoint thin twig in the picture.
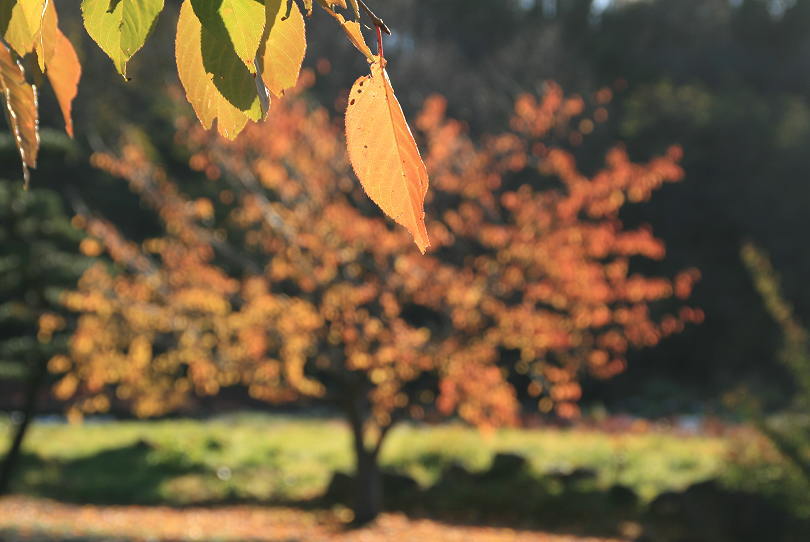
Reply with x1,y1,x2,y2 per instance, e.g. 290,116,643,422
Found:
357,0,390,34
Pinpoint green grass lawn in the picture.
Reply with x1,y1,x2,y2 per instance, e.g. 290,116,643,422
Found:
0,412,768,507
3,412,809,539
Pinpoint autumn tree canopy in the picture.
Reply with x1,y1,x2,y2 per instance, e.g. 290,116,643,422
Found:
51,76,702,521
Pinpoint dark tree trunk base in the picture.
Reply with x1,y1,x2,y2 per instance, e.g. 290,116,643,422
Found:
0,359,46,495
352,451,383,525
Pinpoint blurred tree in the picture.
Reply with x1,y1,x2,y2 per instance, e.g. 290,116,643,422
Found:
4,0,803,424
741,242,810,481
53,79,699,522
0,182,90,494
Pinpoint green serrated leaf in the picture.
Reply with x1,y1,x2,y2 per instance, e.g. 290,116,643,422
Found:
190,0,265,73
81,0,164,78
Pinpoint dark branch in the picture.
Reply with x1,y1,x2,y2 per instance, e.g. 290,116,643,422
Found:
357,0,390,34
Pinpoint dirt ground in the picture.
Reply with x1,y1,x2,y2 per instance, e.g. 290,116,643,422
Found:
0,497,626,542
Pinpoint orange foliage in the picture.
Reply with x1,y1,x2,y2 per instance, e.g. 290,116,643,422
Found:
54,78,701,431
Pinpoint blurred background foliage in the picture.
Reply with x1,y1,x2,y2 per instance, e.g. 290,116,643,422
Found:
2,0,810,539
4,0,810,415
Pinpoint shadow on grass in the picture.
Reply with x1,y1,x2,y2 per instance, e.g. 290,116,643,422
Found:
323,454,640,538
16,439,206,505
10,445,810,541
323,454,810,541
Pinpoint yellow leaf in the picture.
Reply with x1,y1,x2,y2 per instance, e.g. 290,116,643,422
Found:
36,1,81,137
0,0,46,56
261,0,306,98
302,0,313,16
189,0,265,74
316,1,372,60
345,58,430,253
340,18,372,60
0,42,39,186
175,0,262,140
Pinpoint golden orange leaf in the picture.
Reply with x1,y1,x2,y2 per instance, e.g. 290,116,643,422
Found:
36,1,80,137
261,0,306,98
0,42,38,186
345,58,430,253
340,18,372,60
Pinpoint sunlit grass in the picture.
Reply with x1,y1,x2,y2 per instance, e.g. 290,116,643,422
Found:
383,423,727,501
0,413,786,507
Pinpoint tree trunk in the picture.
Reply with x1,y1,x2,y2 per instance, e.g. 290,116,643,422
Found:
343,390,390,525
0,359,46,495
353,448,383,525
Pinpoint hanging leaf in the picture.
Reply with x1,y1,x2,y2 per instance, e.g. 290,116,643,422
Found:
345,58,430,253
340,18,372,60
190,0,265,73
261,0,306,98
36,1,81,137
302,0,313,16
315,0,371,59
81,0,164,78
0,0,46,55
0,42,39,187
176,0,262,140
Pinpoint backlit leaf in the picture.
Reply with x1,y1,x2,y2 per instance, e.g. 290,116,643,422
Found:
317,0,347,10
302,0,313,16
261,0,306,98
340,18,372,60
190,0,265,73
0,42,39,186
315,0,370,58
36,1,81,137
176,0,262,139
81,0,164,78
345,58,430,253
0,0,46,55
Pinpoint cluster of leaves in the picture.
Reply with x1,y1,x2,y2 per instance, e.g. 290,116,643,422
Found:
50,77,702,435
0,0,81,185
1,0,431,253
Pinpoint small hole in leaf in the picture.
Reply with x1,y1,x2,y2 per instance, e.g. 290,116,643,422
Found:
350,99,355,105
359,81,364,87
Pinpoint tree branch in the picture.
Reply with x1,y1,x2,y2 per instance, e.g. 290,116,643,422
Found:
357,0,390,34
